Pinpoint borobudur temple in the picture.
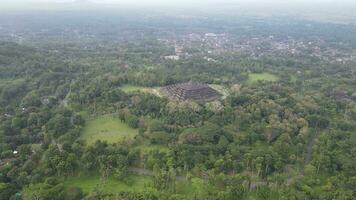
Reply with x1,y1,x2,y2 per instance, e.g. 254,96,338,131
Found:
161,81,222,102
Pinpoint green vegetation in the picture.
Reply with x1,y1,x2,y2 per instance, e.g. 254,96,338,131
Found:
290,74,298,83
0,78,25,89
209,84,229,98
247,73,279,84
81,116,138,145
64,174,152,193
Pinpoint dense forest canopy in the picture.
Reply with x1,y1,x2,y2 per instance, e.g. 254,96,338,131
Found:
0,10,355,200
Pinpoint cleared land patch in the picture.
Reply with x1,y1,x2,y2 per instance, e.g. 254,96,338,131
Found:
120,85,162,96
120,85,149,93
81,116,138,145
64,173,205,197
247,73,279,84
134,144,170,154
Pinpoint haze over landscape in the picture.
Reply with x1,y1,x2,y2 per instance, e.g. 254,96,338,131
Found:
1,0,356,23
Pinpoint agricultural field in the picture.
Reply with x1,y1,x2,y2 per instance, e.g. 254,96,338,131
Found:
81,116,138,145
247,73,279,84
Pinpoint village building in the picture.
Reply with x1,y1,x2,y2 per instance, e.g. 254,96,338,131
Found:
164,55,180,60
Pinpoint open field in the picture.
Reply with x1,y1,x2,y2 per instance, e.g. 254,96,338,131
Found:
120,85,149,93
247,73,279,84
120,85,162,97
81,116,138,145
134,144,170,154
64,173,205,197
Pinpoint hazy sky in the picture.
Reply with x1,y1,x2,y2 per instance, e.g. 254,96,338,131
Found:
0,0,355,9
2,0,356,6
1,0,356,23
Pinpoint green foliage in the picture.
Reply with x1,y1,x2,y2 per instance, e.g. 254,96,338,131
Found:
127,115,140,129
22,178,65,200
0,182,16,200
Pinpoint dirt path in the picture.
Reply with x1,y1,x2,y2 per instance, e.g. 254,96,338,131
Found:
61,80,74,108
285,130,321,185
304,130,320,165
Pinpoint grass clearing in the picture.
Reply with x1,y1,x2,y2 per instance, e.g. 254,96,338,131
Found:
81,116,138,145
120,85,149,93
64,174,152,193
64,173,205,197
120,85,162,97
134,144,170,154
247,73,279,84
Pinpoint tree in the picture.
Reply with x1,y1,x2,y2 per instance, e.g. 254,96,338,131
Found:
257,186,272,200
0,182,16,200
22,178,65,200
127,115,139,128
306,115,330,129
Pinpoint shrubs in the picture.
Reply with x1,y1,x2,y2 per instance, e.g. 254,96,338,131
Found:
64,187,83,200
127,115,139,129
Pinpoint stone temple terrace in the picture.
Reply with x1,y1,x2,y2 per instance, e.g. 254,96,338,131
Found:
160,81,222,102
